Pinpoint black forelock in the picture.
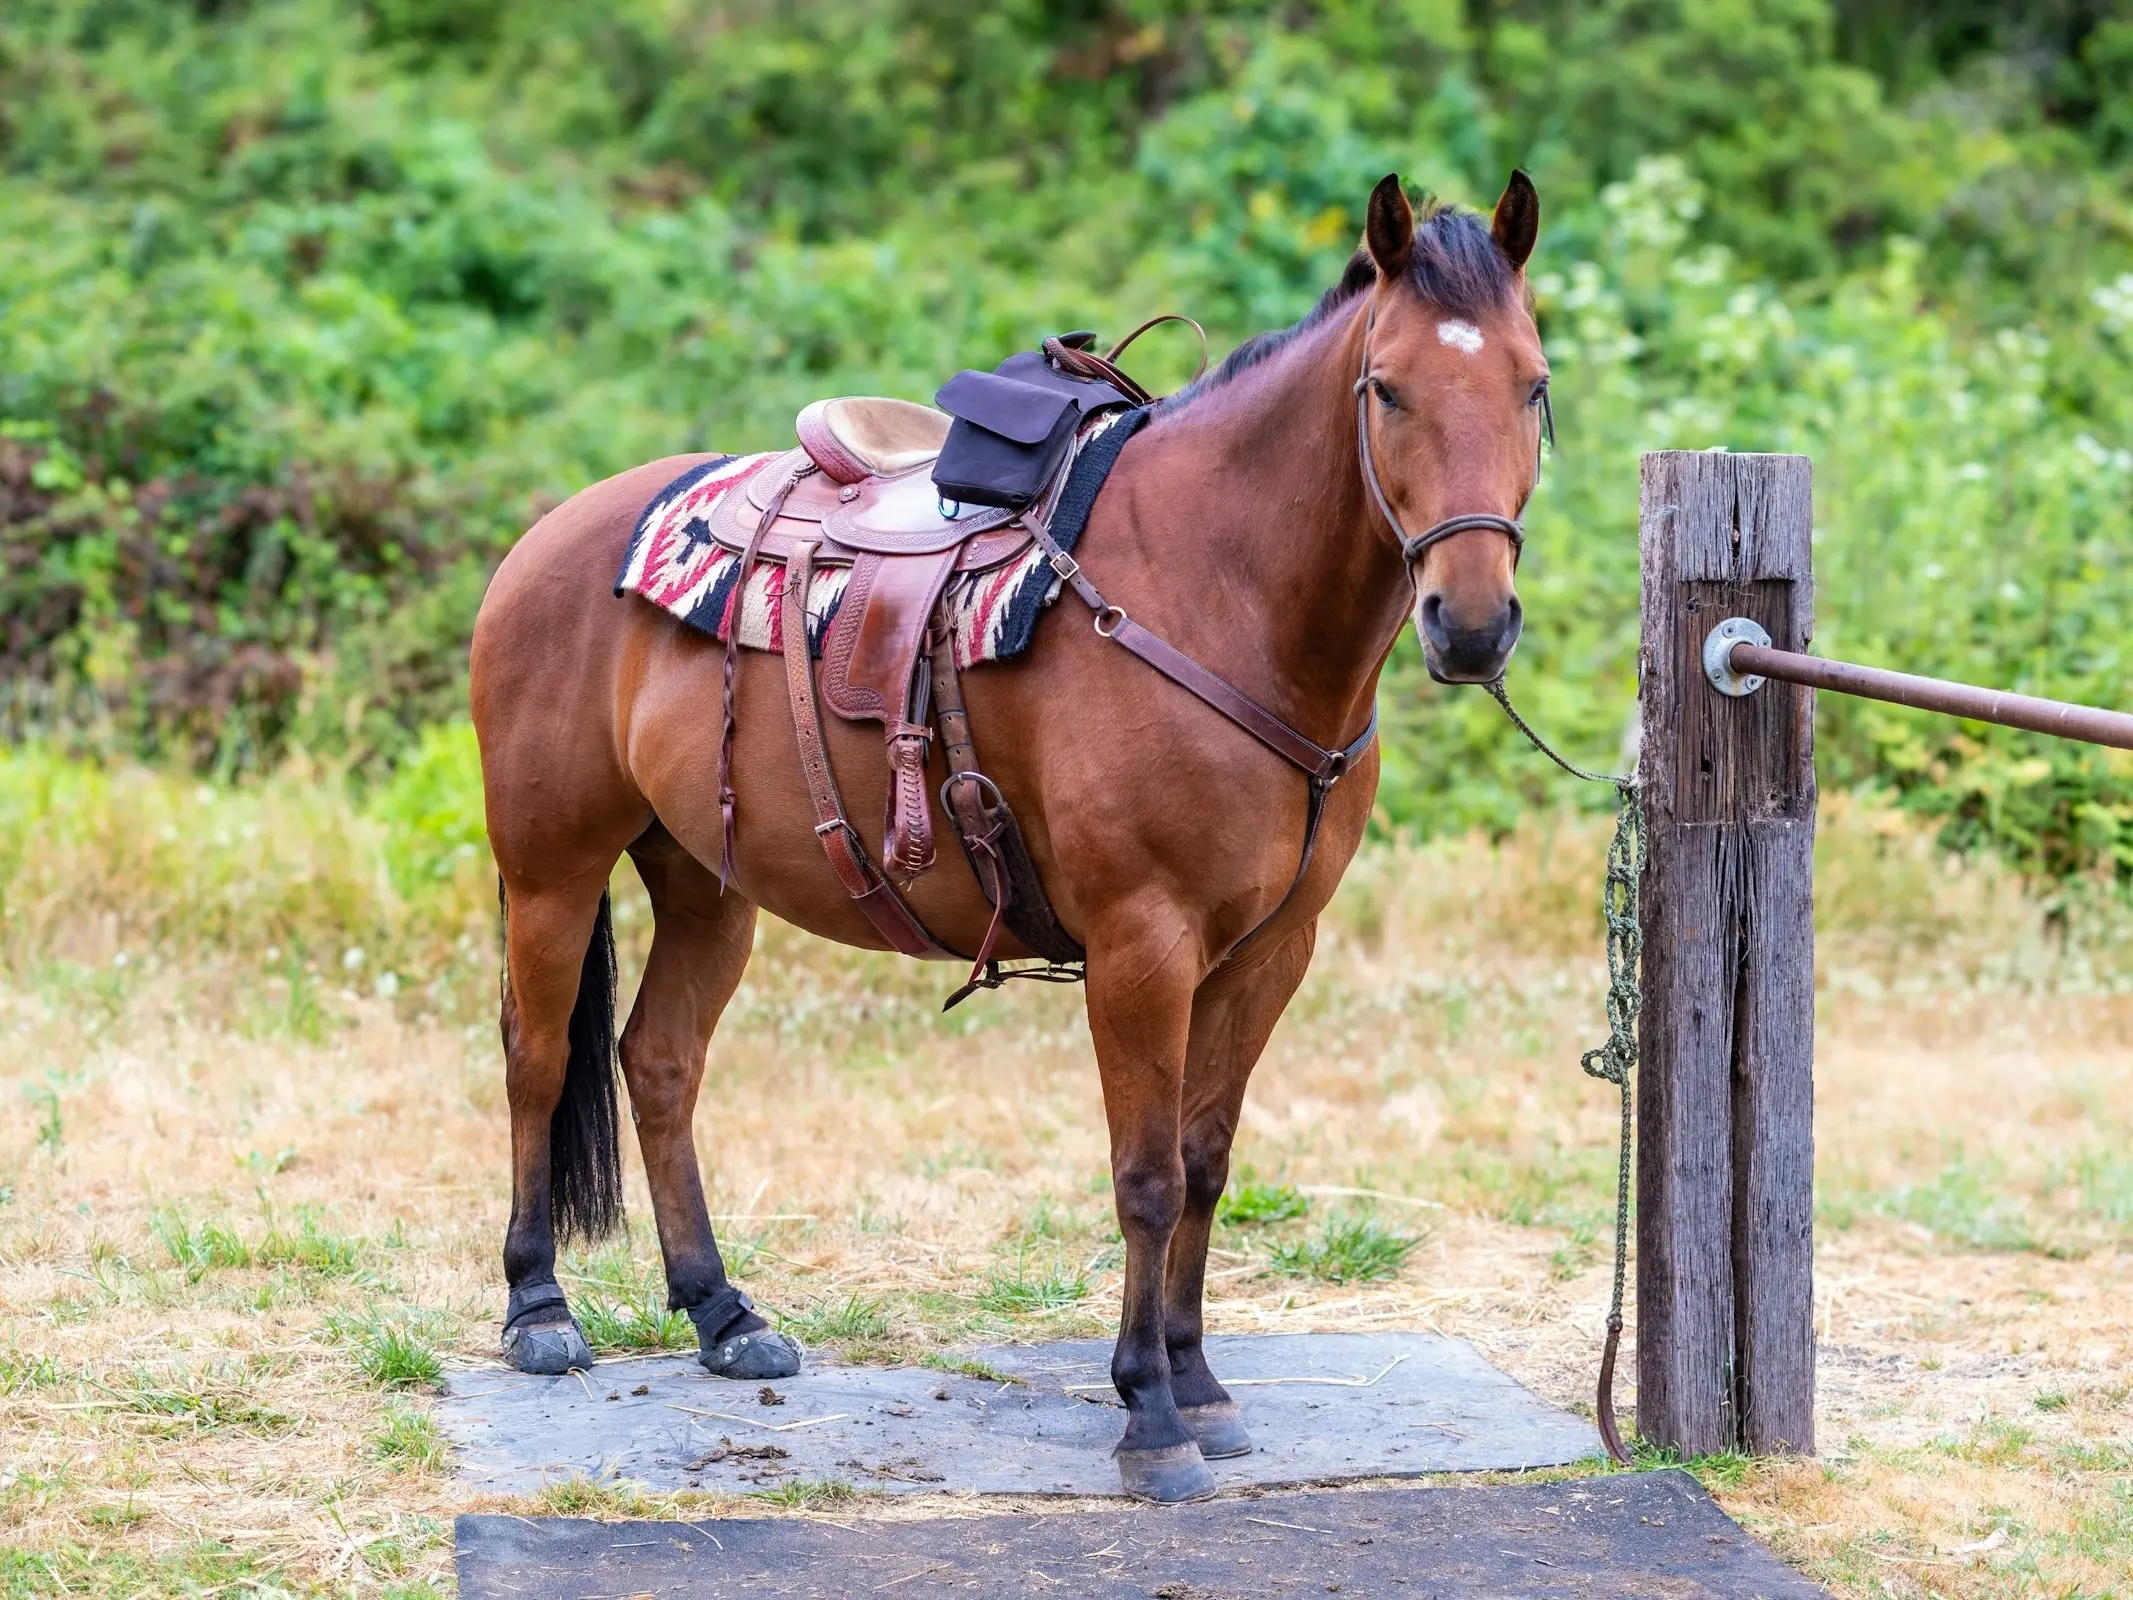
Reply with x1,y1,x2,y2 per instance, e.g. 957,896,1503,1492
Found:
1401,202,1522,320
1158,200,1520,413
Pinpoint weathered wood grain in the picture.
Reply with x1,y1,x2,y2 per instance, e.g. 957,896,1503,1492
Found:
1635,452,1816,1457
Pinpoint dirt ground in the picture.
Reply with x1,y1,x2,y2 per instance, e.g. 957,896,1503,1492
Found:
2,799,2129,1597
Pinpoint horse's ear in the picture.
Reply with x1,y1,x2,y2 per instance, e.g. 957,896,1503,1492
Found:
1365,173,1414,279
1491,170,1540,272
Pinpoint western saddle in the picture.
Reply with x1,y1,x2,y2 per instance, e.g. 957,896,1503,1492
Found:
717,395,1088,1004
718,336,1378,1007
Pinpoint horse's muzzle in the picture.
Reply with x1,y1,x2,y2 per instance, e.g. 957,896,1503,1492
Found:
1418,591,1523,684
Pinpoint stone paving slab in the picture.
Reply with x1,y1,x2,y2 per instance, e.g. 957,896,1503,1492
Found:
439,1331,1600,1497
457,1469,1832,1598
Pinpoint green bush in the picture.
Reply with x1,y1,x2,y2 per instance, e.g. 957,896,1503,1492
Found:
3,0,2131,878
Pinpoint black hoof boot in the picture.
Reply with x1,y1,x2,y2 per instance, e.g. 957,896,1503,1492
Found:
687,1286,803,1381
1179,1400,1252,1459
1115,1441,1218,1503
501,1282,593,1374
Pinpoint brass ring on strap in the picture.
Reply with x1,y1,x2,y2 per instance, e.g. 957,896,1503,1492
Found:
1093,606,1128,639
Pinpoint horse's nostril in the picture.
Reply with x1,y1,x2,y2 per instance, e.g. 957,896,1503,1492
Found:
1418,592,1447,646
1502,596,1524,644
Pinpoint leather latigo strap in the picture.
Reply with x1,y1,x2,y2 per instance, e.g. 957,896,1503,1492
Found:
928,620,1086,983
779,541,960,961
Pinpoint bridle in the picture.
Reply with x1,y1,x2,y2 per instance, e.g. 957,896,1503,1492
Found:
1351,302,1547,573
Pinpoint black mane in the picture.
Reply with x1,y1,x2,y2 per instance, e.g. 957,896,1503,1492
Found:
1158,202,1517,413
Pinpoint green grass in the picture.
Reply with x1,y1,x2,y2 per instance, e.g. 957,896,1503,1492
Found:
561,1246,694,1352
95,1365,299,1437
323,1307,451,1388
372,1404,450,1473
778,1293,890,1346
532,1477,644,1517
572,1296,692,1353
0,1542,287,1598
1876,1156,2042,1253
148,1210,253,1279
0,1347,63,1392
752,1478,855,1508
28,1082,62,1154
975,1252,1089,1315
1267,1216,1422,1284
357,1328,444,1389
256,1207,366,1276
919,1354,1016,1384
2072,1144,2133,1231
1216,1181,1308,1226
1548,1218,1602,1281
150,1201,371,1281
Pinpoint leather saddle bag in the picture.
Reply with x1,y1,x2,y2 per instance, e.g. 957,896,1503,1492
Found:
932,348,1132,508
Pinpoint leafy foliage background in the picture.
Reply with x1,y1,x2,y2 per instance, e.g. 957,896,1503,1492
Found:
4,0,2133,878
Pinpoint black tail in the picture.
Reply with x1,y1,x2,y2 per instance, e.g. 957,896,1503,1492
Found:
551,890,625,1242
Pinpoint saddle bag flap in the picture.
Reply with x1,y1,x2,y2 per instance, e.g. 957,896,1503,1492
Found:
934,370,1077,445
931,372,1081,509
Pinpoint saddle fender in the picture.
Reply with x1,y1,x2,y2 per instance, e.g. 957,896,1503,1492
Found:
819,548,963,879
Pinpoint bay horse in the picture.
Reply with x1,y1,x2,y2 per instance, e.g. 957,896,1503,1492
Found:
470,172,1548,1502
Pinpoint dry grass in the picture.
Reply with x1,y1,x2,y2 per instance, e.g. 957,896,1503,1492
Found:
1,765,2129,1596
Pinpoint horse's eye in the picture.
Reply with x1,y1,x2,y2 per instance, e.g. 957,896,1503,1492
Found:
1528,380,1550,408
1372,378,1399,410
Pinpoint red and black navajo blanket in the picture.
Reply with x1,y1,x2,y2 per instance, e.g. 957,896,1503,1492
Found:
614,408,1147,667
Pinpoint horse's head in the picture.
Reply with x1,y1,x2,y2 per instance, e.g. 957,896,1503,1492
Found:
1354,171,1546,684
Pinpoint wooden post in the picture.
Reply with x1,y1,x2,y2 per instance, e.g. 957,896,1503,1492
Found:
1635,451,1817,1457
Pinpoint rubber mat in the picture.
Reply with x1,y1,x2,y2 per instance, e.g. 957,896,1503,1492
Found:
456,1470,1832,1598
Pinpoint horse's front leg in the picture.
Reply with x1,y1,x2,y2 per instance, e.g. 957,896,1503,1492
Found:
1087,911,1212,1502
1163,922,1319,1461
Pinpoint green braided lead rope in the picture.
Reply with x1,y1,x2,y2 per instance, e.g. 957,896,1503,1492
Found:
1486,679,1643,1467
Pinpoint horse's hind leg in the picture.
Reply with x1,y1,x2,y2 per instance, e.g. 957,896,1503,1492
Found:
1165,923,1318,1460
497,868,627,1374
622,823,801,1379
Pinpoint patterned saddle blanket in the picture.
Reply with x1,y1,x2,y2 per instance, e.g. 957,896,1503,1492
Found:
615,406,1143,670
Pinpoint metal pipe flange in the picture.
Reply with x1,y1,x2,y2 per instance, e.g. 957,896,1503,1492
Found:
1703,616,1771,697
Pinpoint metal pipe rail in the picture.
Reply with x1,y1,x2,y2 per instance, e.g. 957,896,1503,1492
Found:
1701,616,2133,751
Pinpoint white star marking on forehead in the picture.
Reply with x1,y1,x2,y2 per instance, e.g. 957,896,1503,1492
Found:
1437,319,1486,355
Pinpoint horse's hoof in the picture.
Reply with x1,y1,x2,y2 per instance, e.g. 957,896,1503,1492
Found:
502,1319,593,1375
1179,1400,1252,1459
1115,1441,1218,1503
700,1328,804,1380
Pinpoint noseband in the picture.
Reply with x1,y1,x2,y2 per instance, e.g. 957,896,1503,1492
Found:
1351,305,1532,568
